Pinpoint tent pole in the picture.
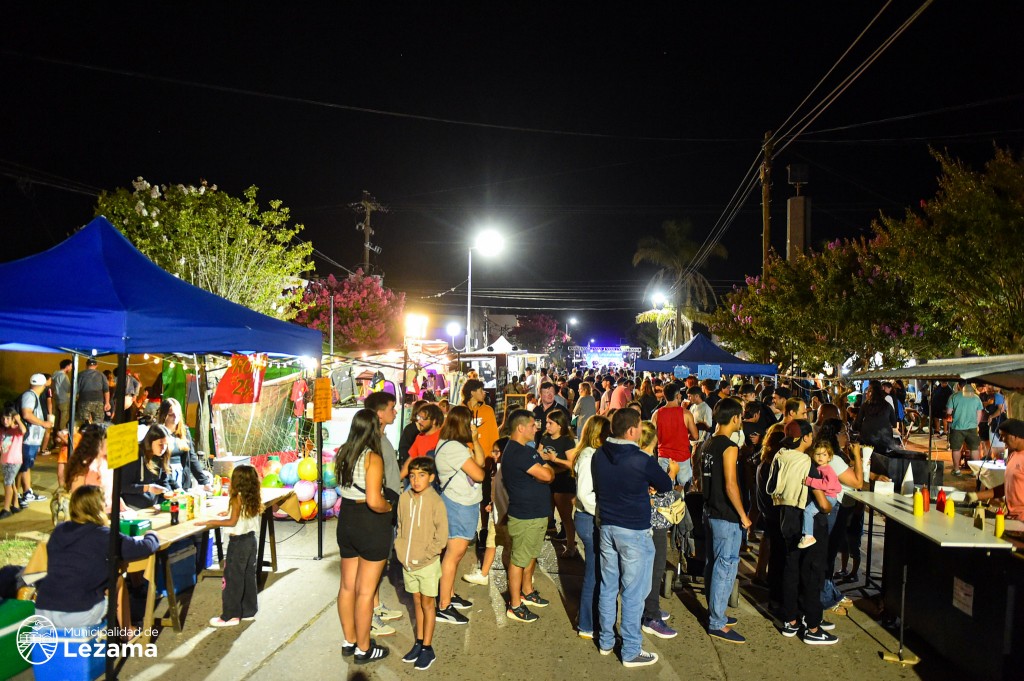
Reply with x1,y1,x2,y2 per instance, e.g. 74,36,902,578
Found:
68,353,80,463
316,360,324,560
106,354,129,681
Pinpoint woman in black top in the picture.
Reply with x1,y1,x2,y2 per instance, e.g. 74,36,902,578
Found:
852,380,898,453
540,409,577,556
636,378,660,420
121,424,179,509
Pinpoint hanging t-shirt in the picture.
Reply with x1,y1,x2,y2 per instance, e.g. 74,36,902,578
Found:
290,379,308,417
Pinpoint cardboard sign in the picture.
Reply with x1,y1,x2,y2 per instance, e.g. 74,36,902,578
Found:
673,365,691,379
107,420,141,470
212,354,267,405
313,377,332,423
697,364,722,381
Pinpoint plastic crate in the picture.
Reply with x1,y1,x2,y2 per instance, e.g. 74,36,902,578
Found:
155,539,198,598
30,620,106,681
0,598,36,680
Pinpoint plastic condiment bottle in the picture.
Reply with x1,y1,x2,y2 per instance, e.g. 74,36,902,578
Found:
170,500,180,525
913,487,924,516
922,486,930,512
995,507,1005,538
945,495,956,517
936,489,947,512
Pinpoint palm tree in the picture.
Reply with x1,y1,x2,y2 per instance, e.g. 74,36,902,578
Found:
632,219,727,347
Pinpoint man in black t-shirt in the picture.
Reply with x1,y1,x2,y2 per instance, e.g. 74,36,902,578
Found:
501,410,555,623
701,397,750,644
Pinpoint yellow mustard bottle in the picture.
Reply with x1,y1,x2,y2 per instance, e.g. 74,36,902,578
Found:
913,487,924,516
995,507,1005,538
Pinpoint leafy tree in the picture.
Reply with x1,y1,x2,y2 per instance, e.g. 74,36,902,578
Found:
876,148,1024,354
508,314,564,355
633,219,726,347
96,178,313,319
292,272,406,353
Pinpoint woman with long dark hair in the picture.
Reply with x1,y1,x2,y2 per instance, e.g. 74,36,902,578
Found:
336,408,394,664
433,405,487,625
461,379,499,463
120,424,179,510
853,380,898,453
636,378,659,420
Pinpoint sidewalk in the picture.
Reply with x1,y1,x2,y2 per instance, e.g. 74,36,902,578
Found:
5,442,967,680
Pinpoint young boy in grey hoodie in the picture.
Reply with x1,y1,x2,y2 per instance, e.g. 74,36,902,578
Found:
395,456,448,670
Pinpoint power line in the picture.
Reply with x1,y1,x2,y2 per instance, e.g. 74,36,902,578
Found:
803,93,1024,135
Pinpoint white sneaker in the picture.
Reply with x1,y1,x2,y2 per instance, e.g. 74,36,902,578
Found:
374,602,402,621
797,535,816,550
462,569,489,586
371,614,396,636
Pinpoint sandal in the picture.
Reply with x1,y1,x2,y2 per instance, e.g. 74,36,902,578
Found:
828,604,849,616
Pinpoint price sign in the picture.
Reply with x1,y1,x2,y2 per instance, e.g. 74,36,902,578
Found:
212,354,267,405
672,365,691,379
313,377,332,423
697,364,722,381
107,421,140,470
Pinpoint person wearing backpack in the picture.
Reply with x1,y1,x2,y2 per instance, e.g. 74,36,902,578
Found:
433,406,487,625
19,374,52,505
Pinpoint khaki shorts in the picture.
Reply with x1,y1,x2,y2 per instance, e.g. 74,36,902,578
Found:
507,516,547,568
949,428,981,451
403,560,442,597
475,510,497,549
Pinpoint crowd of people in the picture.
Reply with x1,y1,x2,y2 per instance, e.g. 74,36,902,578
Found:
332,365,983,669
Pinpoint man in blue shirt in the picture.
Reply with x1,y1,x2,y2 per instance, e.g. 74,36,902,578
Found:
593,408,672,667
947,381,984,476
501,409,554,623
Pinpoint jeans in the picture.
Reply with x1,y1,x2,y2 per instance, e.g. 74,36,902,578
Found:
704,515,742,631
575,511,598,634
676,459,693,488
802,495,836,537
598,525,654,660
643,528,669,622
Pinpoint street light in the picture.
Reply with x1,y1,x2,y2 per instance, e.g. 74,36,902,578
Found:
446,322,461,351
566,317,577,336
465,228,505,351
652,292,667,308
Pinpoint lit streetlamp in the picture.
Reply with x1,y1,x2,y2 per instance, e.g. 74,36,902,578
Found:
446,322,461,351
566,317,577,336
465,228,504,351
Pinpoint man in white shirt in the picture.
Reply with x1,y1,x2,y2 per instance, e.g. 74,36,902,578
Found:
687,386,712,442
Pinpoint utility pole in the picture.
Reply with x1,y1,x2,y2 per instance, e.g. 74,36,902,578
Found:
760,131,774,276
349,191,387,273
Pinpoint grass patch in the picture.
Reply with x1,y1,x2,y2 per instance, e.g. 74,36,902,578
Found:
0,537,38,567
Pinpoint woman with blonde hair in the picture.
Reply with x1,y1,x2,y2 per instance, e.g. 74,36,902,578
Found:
572,381,597,434
159,397,211,490
570,415,610,638
34,485,159,628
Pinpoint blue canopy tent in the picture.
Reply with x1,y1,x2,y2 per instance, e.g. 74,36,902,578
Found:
0,217,321,676
635,333,777,376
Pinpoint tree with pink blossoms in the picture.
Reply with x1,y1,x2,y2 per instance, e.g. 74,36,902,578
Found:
508,314,565,355
292,271,406,353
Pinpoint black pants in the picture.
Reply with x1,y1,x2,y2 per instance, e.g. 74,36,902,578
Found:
643,527,669,621
766,507,785,609
222,532,258,620
779,506,827,629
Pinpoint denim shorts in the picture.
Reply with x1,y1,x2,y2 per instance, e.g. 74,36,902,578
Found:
442,495,478,540
19,444,40,474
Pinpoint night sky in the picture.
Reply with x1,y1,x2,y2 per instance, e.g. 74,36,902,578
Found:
2,2,1022,343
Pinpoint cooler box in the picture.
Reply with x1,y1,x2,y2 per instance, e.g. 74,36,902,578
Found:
119,518,152,536
155,538,198,597
0,598,35,680
30,620,106,681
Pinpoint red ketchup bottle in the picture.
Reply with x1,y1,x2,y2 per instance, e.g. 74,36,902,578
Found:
922,486,930,512
935,489,947,513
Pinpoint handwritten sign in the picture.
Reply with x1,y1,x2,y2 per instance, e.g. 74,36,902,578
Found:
107,421,140,470
313,377,332,422
212,354,267,405
952,577,974,616
672,365,691,379
697,364,722,381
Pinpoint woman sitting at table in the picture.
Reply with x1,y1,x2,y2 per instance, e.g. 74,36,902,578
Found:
120,424,179,510
34,485,159,629
159,398,211,491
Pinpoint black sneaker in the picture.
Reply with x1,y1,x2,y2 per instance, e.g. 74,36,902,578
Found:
802,627,839,645
802,616,836,631
414,646,436,671
435,605,469,625
23,490,46,502
449,593,472,610
354,641,390,664
521,590,549,608
780,620,800,638
10,505,21,514
342,642,355,657
0,510,11,520
506,603,538,622
402,642,423,663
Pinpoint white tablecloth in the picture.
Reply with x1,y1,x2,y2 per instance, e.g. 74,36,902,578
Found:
967,460,1006,489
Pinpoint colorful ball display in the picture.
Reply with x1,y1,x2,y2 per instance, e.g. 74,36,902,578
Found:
321,449,335,464
322,465,337,488
300,500,318,520
320,487,339,510
261,473,284,488
297,458,319,482
279,461,300,487
264,459,282,476
294,479,317,502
